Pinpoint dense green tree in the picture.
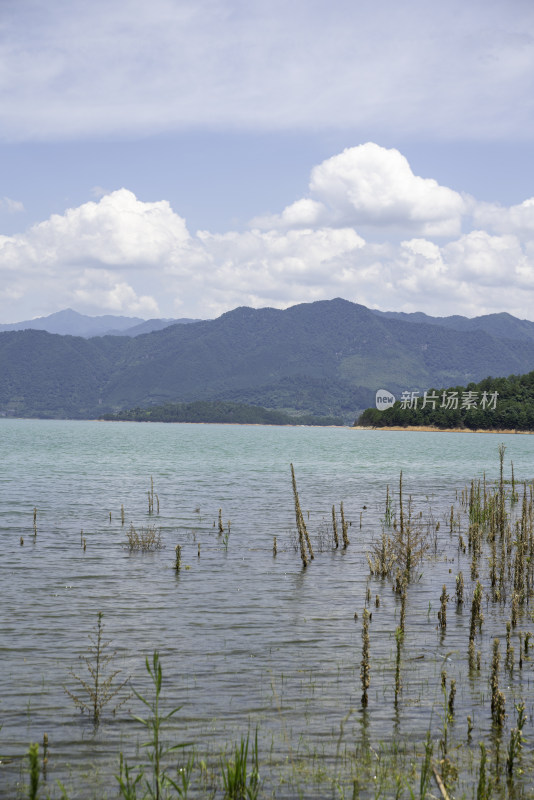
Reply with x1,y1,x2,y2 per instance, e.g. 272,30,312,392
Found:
356,371,534,431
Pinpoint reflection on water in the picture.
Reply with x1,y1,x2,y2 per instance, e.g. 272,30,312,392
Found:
1,419,533,796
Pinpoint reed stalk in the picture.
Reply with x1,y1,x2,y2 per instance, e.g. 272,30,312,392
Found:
490,638,506,728
360,608,370,707
455,571,464,605
332,505,339,549
438,584,449,630
340,502,349,549
290,464,314,565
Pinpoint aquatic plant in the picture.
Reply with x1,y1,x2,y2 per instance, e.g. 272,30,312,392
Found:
438,584,449,630
360,608,370,707
290,463,314,566
340,501,349,549
28,742,39,800
490,638,506,728
124,651,191,800
331,505,339,549
126,524,163,552
64,611,130,725
148,476,155,515
506,701,526,777
221,730,260,800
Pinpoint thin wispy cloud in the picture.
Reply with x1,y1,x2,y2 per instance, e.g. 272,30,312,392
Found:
1,0,534,140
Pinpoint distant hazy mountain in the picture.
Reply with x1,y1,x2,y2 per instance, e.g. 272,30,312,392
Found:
1,298,534,422
0,308,202,338
107,318,202,336
373,309,534,343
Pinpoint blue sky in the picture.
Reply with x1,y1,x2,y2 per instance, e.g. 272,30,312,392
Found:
1,0,534,322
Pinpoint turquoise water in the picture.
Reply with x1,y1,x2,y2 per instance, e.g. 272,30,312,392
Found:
1,420,533,797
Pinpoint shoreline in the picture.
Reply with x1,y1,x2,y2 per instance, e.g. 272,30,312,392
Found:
352,425,534,434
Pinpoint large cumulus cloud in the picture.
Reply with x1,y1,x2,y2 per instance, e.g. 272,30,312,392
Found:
253,144,466,236
1,144,534,321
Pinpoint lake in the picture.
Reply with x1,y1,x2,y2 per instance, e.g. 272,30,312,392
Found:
1,419,533,798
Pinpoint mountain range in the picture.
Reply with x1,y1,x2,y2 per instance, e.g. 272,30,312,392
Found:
0,308,201,338
1,299,534,422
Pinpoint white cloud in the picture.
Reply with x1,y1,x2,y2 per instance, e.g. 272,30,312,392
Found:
1,144,534,322
0,196,24,213
255,144,466,236
2,0,534,140
473,198,534,238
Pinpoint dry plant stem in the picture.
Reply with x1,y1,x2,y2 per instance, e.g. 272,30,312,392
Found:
290,463,313,565
455,572,464,605
468,581,483,669
491,638,506,727
438,584,449,630
360,608,370,707
399,578,407,634
340,502,350,548
394,627,402,706
42,733,48,780
148,476,155,515
218,508,224,535
273,536,277,556
332,505,339,549
432,765,451,800
399,471,404,541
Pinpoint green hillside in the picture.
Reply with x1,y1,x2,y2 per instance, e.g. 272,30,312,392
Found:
357,371,534,430
100,400,343,426
1,299,534,420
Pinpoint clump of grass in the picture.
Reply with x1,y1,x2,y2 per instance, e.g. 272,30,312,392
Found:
221,730,260,800
125,524,163,552
367,531,395,578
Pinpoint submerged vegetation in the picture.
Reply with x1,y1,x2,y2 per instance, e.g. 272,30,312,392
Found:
7,443,534,799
